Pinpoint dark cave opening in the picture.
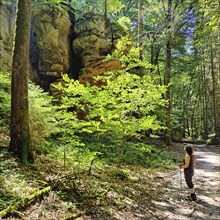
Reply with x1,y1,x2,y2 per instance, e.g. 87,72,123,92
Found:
67,25,82,80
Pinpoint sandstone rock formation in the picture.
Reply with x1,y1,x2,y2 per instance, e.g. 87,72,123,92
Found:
73,13,123,85
1,3,125,89
0,1,16,71
30,4,72,90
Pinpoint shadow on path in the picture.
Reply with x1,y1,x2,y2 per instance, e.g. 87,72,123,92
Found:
150,145,220,220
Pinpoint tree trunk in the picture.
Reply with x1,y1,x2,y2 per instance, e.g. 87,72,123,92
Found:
9,0,34,165
191,109,194,139
210,44,218,136
202,52,208,139
164,0,172,145
217,32,220,138
104,0,108,21
138,0,144,77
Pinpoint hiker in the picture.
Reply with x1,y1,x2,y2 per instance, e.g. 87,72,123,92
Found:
179,145,197,201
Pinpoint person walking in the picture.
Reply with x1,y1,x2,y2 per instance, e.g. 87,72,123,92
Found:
179,145,197,201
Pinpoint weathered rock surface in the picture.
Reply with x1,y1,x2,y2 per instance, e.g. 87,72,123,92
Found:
30,4,72,89
1,3,126,89
0,1,16,71
73,14,123,85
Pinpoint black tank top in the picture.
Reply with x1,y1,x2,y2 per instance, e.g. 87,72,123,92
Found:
184,154,195,170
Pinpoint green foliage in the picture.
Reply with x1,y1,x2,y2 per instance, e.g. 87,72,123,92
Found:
106,0,125,14
33,0,63,5
0,72,11,129
0,72,11,147
111,168,130,180
98,141,175,168
34,0,125,21
0,71,57,149
104,36,154,71
49,36,168,168
198,0,220,30
117,17,131,33
32,0,70,14
47,143,100,170
28,83,58,149
53,70,166,146
71,0,124,17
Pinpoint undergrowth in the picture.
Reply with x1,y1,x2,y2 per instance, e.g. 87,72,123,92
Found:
0,70,180,174
0,71,182,219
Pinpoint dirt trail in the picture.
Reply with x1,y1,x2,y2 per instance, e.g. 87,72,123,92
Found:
149,145,220,220
1,144,219,220
85,144,220,220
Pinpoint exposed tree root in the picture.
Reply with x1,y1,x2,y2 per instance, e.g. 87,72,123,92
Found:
0,186,51,218
62,213,82,220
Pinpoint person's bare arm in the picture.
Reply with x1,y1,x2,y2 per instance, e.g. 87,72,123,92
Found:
180,155,190,169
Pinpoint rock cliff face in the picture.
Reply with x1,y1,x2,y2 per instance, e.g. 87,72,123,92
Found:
73,13,122,85
30,4,73,90
0,3,124,89
30,8,124,88
0,1,16,71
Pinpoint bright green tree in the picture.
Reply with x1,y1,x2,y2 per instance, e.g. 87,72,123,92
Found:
53,38,166,156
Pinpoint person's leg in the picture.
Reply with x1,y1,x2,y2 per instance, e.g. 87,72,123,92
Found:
189,187,196,201
184,170,196,201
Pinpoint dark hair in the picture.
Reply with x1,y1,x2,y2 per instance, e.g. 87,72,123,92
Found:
185,145,193,155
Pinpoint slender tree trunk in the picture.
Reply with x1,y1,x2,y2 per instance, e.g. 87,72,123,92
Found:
181,106,186,138
104,0,107,21
181,95,186,138
210,44,218,136
201,53,208,139
186,117,190,137
198,70,203,137
164,0,172,145
150,44,154,73
138,0,144,77
217,32,220,139
191,109,194,139
9,0,34,165
192,98,199,139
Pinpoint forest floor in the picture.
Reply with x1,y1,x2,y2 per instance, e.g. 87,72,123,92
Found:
0,141,219,220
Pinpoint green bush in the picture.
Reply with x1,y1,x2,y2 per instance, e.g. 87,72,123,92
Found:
0,71,58,150
28,83,58,149
0,72,11,128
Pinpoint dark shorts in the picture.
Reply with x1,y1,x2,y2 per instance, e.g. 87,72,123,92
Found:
184,169,194,188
